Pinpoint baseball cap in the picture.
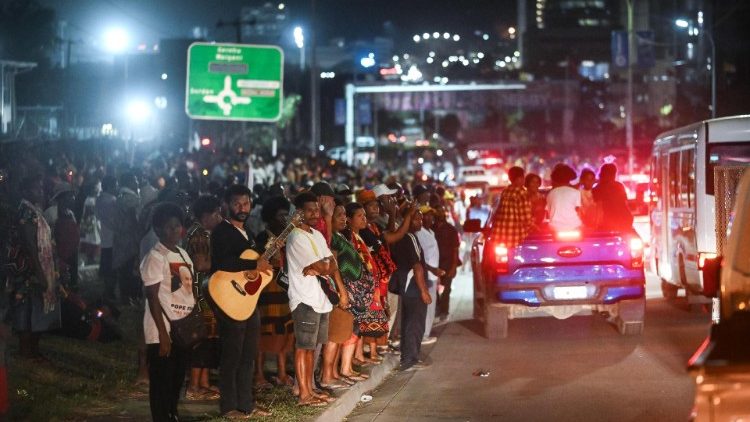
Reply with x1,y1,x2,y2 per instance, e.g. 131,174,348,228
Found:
335,183,353,196
356,189,377,204
373,183,398,198
419,205,435,214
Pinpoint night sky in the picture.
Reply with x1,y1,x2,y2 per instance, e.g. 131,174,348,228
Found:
42,0,514,54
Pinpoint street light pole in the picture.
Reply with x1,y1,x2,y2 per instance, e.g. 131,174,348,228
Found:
310,0,320,155
626,0,634,177
707,32,716,118
675,18,716,119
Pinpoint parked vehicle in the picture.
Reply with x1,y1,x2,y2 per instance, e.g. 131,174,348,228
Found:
688,168,750,421
650,115,750,305
464,211,646,339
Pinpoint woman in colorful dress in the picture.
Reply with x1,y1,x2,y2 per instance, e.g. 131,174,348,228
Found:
254,195,296,389
7,177,61,361
334,202,376,380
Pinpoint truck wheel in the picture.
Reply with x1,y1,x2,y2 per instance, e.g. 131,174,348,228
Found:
484,303,508,340
660,279,679,299
616,297,645,336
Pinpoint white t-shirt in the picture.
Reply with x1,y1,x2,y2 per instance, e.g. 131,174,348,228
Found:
415,228,439,283
286,227,334,313
140,242,196,344
546,186,583,231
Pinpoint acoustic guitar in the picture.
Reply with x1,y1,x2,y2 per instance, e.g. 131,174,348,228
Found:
208,212,303,321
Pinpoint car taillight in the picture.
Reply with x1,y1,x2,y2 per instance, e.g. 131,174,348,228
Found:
698,252,718,270
555,230,582,242
629,237,644,268
494,243,509,274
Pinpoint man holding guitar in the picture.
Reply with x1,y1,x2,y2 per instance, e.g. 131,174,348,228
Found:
210,185,272,419
286,192,349,407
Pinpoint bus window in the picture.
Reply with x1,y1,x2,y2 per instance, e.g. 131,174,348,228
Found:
706,142,750,195
669,151,680,208
679,149,694,208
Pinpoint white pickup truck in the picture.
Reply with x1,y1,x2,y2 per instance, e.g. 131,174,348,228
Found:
688,168,750,421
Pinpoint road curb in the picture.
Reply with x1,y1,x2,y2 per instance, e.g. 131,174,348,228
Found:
312,353,400,422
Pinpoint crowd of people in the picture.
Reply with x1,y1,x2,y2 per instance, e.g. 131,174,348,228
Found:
0,137,636,421
0,141,467,420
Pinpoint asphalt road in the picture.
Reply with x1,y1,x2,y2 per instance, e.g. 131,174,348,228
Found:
346,269,712,422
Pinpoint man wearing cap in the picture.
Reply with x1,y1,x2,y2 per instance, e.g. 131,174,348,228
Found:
414,206,444,345
335,184,354,205
412,184,431,208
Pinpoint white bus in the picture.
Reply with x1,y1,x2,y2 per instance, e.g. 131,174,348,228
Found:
650,115,750,301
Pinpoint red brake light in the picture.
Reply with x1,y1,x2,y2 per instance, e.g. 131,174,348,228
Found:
555,230,582,242
493,243,509,274
698,252,718,270
629,237,644,268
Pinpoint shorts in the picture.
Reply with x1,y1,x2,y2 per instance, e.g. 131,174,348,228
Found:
292,303,329,350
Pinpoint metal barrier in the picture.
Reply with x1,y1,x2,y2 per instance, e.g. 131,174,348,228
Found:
714,165,749,254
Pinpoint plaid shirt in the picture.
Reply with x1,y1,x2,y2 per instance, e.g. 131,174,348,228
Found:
491,185,532,248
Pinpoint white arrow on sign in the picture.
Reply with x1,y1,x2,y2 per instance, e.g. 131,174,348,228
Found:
202,76,251,116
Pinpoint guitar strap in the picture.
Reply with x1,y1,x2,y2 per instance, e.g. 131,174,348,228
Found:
296,228,336,292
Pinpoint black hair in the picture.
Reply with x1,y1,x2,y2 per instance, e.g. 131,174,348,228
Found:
261,195,291,223
101,175,117,192
599,163,618,182
224,184,252,204
580,168,596,180
344,202,364,218
551,164,577,184
334,196,344,207
151,202,184,232
294,191,319,209
508,166,525,182
524,173,542,187
192,195,221,220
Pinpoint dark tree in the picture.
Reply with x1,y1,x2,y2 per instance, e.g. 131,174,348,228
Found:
0,0,57,63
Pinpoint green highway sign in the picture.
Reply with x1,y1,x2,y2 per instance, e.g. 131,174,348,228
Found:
185,42,284,122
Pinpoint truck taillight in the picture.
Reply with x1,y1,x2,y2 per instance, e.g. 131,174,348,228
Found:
494,243,509,274
698,252,718,270
629,237,644,268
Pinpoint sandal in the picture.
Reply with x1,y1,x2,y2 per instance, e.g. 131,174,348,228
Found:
320,380,350,389
297,397,328,407
343,373,369,381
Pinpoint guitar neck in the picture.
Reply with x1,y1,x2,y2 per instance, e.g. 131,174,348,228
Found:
261,221,297,260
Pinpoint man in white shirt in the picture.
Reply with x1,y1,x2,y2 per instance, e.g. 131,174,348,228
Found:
546,164,583,231
414,206,444,344
286,191,347,406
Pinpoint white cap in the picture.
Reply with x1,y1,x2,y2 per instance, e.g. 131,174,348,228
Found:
373,183,398,198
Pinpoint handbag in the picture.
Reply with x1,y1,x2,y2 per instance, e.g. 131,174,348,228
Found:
160,248,208,350
162,306,208,350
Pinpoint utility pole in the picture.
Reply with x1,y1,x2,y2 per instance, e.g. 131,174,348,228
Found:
310,0,320,156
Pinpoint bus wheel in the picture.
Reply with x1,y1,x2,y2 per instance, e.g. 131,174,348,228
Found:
660,279,679,299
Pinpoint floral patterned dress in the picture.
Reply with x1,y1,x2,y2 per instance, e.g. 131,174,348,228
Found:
6,200,60,332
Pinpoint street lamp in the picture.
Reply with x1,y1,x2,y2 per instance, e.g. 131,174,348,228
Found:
293,26,304,70
103,28,129,53
675,17,716,118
